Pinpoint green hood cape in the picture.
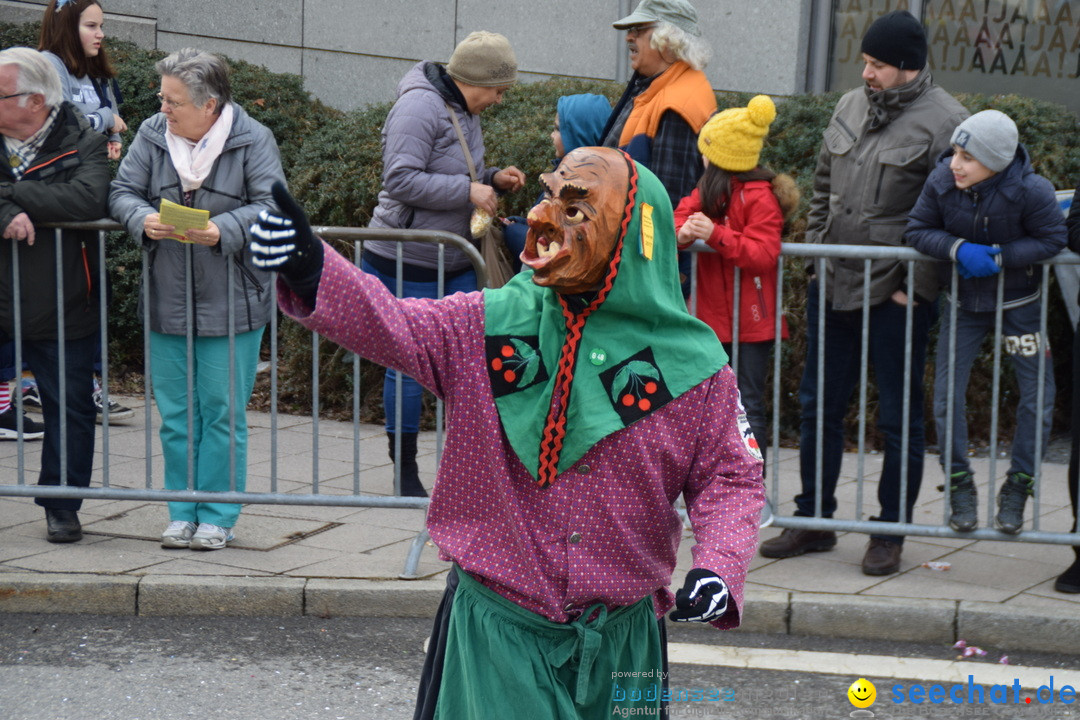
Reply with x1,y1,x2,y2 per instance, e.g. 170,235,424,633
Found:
483,154,728,487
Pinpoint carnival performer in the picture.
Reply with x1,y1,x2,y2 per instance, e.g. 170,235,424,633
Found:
249,147,763,719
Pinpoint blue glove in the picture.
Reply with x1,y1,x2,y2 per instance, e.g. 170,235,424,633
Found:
955,242,1001,279
668,569,729,623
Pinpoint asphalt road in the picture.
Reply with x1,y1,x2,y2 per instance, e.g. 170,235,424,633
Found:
2,614,1077,720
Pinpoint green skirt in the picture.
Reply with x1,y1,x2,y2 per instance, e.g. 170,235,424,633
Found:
434,568,664,720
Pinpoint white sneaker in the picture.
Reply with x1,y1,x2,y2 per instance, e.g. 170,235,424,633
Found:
161,521,197,548
189,523,235,551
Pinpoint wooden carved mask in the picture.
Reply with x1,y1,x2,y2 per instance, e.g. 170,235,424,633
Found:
521,147,628,295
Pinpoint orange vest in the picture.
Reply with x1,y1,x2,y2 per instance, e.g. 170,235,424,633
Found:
618,62,716,147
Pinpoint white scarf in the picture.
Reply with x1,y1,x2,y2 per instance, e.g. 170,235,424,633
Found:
165,103,234,192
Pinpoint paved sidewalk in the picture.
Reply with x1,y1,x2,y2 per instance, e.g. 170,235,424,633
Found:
1,394,1078,654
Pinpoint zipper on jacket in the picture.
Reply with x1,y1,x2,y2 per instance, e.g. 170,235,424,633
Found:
234,255,263,331
81,240,92,304
234,256,265,299
753,277,769,320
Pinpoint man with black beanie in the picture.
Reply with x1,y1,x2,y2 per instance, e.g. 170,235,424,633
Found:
760,10,969,575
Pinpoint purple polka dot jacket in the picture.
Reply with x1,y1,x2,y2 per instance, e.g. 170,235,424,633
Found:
278,245,765,629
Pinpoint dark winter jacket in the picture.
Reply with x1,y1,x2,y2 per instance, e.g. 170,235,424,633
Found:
906,145,1067,312
0,102,109,341
109,104,284,336
1067,186,1080,253
366,61,499,273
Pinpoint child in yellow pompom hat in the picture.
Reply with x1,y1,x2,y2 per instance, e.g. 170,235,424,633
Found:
675,94,799,484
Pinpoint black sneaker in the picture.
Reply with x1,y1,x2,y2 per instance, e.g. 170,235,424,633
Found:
995,472,1034,535
0,405,45,440
93,388,134,424
946,471,978,532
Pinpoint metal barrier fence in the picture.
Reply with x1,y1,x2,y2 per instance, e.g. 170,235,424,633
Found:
695,242,1080,547
2,220,1078,583
0,221,486,576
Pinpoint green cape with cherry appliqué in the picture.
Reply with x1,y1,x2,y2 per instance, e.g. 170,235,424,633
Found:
482,156,728,486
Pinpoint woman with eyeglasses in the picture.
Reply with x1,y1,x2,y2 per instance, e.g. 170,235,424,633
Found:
38,0,125,161
109,48,286,552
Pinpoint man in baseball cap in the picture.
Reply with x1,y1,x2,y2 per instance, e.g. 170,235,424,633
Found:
600,0,715,298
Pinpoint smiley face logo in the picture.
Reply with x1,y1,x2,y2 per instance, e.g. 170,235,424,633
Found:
847,678,876,708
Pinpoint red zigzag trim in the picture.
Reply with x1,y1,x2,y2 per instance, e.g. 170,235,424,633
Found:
535,155,640,487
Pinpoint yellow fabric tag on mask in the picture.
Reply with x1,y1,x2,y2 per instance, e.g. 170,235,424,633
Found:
640,203,654,260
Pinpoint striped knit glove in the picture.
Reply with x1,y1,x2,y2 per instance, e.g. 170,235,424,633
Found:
668,569,729,623
250,181,323,307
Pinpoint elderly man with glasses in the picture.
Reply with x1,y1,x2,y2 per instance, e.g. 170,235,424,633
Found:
0,47,110,543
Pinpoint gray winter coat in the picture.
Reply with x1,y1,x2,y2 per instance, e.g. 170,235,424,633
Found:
805,68,969,310
366,61,499,273
109,103,284,336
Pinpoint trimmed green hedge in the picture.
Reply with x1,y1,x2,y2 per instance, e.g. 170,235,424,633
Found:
4,19,1079,445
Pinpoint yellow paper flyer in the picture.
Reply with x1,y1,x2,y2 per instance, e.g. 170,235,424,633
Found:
159,199,209,243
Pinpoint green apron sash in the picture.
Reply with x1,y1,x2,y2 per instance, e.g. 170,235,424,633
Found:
434,568,663,719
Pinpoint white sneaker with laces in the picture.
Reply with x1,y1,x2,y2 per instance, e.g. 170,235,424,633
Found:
161,520,197,548
189,523,235,551
93,388,135,423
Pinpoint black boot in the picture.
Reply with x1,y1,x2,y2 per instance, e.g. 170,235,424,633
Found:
387,431,427,498
946,471,978,532
995,472,1034,534
45,508,82,543
1055,546,1080,594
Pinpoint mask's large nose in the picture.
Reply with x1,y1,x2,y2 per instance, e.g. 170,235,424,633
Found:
526,198,560,231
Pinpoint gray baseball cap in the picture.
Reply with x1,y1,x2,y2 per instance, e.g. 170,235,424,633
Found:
613,0,701,37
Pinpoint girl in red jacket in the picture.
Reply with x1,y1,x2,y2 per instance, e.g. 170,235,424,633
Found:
675,94,799,474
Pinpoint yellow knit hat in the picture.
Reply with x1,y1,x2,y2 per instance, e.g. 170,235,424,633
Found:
697,95,776,172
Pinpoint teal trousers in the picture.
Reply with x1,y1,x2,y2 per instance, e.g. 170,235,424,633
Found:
150,328,263,528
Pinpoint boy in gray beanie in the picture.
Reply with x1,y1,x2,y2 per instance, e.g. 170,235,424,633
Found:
907,108,1067,536
951,109,1019,177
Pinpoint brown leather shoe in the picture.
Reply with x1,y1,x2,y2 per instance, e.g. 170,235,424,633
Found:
861,538,902,576
759,528,837,558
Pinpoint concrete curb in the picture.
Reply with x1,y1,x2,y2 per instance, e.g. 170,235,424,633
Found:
2,574,1077,655
0,573,138,615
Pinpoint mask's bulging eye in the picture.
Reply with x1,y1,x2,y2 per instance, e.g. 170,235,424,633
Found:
564,206,585,225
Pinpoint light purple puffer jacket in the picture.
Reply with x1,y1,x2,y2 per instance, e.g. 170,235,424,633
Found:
366,62,499,272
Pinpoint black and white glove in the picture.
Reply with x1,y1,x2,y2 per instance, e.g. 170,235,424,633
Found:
668,569,729,623
250,181,323,306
